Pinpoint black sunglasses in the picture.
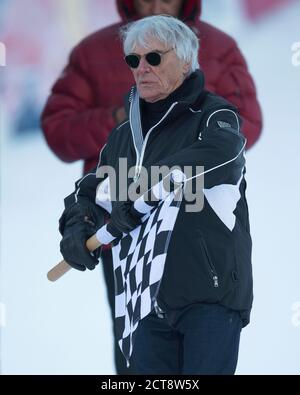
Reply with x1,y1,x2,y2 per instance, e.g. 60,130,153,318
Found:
124,49,173,69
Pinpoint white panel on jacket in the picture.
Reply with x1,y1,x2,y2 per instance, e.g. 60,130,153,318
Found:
96,177,112,213
203,174,243,231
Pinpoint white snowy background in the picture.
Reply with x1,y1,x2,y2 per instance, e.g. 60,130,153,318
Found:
1,0,300,374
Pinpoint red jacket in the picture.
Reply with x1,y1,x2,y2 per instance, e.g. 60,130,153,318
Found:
41,0,262,174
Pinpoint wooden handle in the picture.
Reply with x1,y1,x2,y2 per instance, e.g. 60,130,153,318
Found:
47,234,102,282
47,260,72,282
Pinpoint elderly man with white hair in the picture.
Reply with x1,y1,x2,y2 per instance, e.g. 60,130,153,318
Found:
59,15,253,375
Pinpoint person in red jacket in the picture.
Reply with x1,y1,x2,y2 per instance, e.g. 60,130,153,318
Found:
41,0,262,375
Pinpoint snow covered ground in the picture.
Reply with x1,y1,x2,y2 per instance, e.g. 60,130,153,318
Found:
1,1,300,374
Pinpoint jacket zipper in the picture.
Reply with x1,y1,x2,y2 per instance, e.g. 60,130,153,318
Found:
199,235,219,287
132,102,178,182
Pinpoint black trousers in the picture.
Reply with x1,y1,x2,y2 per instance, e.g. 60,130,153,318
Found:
130,302,242,375
101,248,135,375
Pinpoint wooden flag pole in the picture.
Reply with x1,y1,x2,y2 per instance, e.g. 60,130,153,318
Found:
48,170,183,282
47,234,101,282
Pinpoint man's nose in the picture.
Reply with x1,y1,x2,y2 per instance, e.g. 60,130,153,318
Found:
136,57,151,73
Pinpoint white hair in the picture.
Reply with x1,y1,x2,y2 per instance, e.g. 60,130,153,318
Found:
120,15,200,75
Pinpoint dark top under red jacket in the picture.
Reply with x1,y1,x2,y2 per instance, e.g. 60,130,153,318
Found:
41,0,262,174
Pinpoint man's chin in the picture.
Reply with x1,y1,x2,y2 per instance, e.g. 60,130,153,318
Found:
138,89,158,103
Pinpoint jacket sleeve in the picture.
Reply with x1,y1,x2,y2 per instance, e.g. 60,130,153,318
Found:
214,43,263,150
41,43,116,163
63,144,109,209
153,109,246,190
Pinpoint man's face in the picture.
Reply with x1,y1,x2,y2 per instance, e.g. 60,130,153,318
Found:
134,0,184,17
130,38,189,103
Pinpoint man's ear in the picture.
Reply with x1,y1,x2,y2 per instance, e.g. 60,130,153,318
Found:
183,61,191,75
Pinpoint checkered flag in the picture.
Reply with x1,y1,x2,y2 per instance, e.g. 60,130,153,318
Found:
96,171,184,366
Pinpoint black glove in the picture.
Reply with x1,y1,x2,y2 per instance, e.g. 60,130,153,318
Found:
59,199,105,271
110,200,142,234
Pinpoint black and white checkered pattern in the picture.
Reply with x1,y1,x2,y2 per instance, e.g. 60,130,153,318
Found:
111,188,182,366
95,171,185,365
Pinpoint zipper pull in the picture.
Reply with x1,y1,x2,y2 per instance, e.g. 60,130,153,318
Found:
213,275,219,288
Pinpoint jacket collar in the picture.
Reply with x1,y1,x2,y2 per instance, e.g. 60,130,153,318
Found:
125,69,205,116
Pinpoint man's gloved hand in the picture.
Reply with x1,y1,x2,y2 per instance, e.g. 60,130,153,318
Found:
110,200,142,234
59,199,105,271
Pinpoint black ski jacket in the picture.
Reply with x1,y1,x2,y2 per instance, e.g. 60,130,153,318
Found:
65,70,253,326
